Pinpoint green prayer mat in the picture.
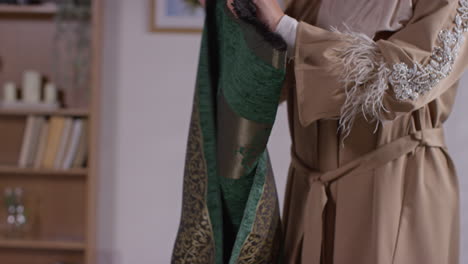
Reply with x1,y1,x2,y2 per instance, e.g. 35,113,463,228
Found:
171,0,287,263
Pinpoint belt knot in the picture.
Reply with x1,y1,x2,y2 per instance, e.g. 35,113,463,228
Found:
290,126,446,264
308,171,324,184
411,130,428,146
410,127,445,148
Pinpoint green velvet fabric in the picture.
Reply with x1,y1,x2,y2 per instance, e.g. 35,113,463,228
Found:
219,5,286,124
172,0,286,262
202,0,285,261
219,169,255,262
214,1,285,260
196,24,225,264
228,153,270,263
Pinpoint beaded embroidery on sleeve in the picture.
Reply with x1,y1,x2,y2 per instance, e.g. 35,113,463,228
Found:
331,0,468,138
390,0,468,101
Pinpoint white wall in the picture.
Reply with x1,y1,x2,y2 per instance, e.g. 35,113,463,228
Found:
446,79,468,261
99,0,199,262
98,0,467,263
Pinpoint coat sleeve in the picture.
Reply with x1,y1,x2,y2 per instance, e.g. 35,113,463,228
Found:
294,0,468,133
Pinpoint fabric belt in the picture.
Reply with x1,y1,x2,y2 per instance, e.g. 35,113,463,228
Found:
290,127,446,263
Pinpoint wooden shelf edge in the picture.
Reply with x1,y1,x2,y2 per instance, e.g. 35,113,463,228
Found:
0,166,87,176
0,239,85,251
0,4,57,15
0,108,90,117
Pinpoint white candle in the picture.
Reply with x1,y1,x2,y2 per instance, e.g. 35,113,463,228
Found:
44,82,57,104
3,82,17,103
22,71,41,104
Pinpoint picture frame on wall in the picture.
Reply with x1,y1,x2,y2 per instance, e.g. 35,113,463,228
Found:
151,0,205,33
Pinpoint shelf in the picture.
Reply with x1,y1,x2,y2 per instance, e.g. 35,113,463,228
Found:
0,4,57,16
0,0,99,262
0,108,89,117
0,166,87,177
0,239,85,251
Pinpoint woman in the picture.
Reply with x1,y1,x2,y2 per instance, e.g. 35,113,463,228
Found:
193,0,467,263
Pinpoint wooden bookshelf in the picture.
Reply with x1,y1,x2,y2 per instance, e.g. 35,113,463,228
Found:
0,239,85,251
0,0,101,263
0,4,57,16
0,166,87,177
0,108,89,117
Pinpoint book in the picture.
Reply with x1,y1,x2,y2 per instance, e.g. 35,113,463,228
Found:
25,116,45,167
41,116,66,169
72,119,88,168
33,120,49,169
53,117,73,169
18,116,45,168
18,116,36,168
61,118,83,170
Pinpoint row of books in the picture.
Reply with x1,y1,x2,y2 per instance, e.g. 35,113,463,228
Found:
18,116,88,170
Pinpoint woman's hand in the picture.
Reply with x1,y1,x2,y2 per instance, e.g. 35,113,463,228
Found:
225,0,284,30
202,0,284,31
251,0,285,31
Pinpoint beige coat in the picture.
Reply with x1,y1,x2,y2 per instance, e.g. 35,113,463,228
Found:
281,0,467,263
